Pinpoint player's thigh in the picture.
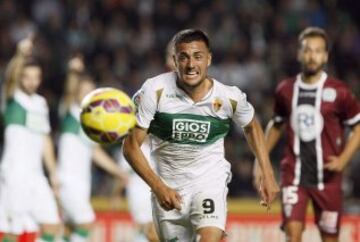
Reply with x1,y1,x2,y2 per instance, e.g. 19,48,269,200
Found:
127,177,153,224
281,185,308,231
190,182,228,233
0,181,37,235
151,193,194,242
59,185,95,225
309,186,341,237
196,226,223,242
31,177,60,226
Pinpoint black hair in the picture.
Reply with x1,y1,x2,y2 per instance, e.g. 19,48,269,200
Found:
172,29,210,51
298,27,330,51
22,57,41,69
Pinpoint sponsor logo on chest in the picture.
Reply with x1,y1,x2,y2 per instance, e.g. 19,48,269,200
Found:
172,119,210,143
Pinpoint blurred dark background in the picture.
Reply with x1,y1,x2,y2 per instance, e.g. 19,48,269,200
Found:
0,0,359,211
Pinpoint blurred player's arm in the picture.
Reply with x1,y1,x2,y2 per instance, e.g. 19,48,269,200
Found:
324,123,360,171
92,146,128,182
123,127,182,211
243,117,280,206
4,36,34,99
43,134,59,195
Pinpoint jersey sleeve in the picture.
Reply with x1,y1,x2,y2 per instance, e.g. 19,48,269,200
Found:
338,86,360,126
135,79,157,129
273,82,287,124
231,87,255,127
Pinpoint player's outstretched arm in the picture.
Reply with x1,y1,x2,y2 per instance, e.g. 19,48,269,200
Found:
92,146,128,183
4,35,34,99
123,127,182,211
324,123,360,172
243,117,280,208
43,134,59,196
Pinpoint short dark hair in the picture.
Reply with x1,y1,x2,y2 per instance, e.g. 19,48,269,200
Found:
22,57,41,69
298,27,330,51
172,29,210,51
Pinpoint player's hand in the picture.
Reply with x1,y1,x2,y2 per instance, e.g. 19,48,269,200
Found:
260,173,280,211
153,182,182,211
68,55,84,73
253,159,262,193
324,156,346,172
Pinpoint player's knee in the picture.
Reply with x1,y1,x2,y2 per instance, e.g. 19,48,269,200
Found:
40,223,61,235
285,229,302,242
320,233,339,242
196,227,223,242
285,222,303,242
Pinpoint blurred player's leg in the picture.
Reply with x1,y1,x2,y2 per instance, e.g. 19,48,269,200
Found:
32,177,60,242
69,224,92,242
284,221,304,242
320,235,338,242
1,234,17,242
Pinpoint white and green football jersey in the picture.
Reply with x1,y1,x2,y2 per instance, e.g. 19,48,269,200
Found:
0,89,50,179
57,104,95,185
136,72,254,188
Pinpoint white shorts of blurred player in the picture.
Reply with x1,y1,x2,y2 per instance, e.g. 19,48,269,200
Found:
152,172,230,242
58,181,95,225
0,174,59,235
126,173,153,242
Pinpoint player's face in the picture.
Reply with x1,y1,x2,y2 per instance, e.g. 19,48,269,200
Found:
174,40,211,88
19,66,42,95
77,80,96,104
298,36,328,76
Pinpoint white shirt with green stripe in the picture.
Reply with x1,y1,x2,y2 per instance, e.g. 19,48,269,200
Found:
57,104,95,186
136,72,255,188
0,89,50,180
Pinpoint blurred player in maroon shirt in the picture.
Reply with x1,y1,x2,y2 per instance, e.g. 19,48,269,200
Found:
255,27,360,242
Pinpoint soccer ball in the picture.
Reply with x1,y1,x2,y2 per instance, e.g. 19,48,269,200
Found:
80,87,136,144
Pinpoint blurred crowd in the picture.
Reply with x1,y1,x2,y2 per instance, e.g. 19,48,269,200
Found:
0,0,359,205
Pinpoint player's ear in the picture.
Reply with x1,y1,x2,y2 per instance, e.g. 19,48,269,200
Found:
324,51,329,63
172,54,178,68
207,53,212,67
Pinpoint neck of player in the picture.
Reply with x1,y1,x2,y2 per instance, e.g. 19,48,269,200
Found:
177,77,213,103
301,70,323,85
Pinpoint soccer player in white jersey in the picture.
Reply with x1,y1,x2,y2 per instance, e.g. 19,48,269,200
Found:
123,29,280,242
57,57,128,242
0,36,60,242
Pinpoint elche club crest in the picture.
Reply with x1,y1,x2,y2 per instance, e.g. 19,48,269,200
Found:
212,97,223,112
